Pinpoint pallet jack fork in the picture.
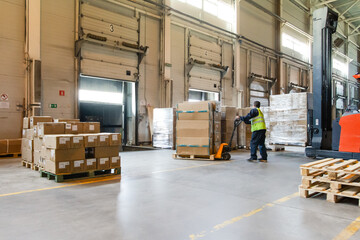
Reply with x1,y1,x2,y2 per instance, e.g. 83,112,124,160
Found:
215,118,242,160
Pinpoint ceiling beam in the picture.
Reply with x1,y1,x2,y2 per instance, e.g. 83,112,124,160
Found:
339,0,360,18
340,16,360,22
350,24,360,35
314,0,338,7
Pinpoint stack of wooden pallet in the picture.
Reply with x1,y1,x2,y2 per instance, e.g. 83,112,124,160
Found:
299,158,360,206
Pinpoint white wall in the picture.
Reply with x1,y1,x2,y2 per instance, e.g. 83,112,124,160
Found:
0,0,25,138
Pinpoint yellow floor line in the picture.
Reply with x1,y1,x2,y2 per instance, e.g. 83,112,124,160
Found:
333,216,360,240
0,161,229,198
189,192,299,240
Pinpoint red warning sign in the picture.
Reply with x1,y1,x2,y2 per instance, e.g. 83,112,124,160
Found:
0,93,8,101
59,90,65,96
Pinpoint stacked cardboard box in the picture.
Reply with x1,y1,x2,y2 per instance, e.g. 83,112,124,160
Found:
176,101,221,156
22,117,121,175
269,93,313,146
152,108,176,149
0,139,22,155
221,106,238,149
22,116,53,163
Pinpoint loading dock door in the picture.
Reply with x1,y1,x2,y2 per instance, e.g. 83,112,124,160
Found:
188,33,222,92
79,2,139,81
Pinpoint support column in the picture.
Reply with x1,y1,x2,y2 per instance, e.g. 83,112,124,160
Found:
235,0,243,107
163,9,172,108
276,0,283,95
25,0,41,116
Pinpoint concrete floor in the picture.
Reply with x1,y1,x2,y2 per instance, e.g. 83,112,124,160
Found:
0,148,359,240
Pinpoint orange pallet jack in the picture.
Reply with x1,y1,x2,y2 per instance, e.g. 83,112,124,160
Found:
215,118,242,160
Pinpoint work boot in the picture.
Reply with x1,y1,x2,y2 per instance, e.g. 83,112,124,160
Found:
247,158,257,163
258,158,268,163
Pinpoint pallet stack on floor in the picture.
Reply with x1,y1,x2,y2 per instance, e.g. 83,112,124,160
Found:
300,158,360,206
0,139,22,157
21,117,121,181
173,101,221,160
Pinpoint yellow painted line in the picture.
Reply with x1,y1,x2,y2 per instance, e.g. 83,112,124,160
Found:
189,192,299,240
0,175,121,197
333,216,360,240
0,161,229,198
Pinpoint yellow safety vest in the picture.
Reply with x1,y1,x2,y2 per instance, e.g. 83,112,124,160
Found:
250,108,266,132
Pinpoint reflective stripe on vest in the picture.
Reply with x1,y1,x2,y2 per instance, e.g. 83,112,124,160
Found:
250,108,266,132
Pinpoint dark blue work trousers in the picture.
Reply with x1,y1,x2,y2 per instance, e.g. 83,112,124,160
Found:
250,129,268,160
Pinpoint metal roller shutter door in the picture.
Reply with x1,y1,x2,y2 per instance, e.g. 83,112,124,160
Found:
79,2,139,81
249,52,269,106
188,33,222,92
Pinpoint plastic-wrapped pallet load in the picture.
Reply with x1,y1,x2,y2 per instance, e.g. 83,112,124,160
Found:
176,101,221,157
152,108,175,149
221,106,238,149
269,92,313,146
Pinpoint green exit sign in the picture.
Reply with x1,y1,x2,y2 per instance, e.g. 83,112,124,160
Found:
50,104,57,108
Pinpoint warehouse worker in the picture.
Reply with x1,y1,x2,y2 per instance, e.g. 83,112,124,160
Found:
238,101,268,163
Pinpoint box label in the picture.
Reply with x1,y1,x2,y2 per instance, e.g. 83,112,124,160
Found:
100,136,108,142
59,137,70,145
112,135,118,141
65,124,71,129
87,159,96,166
72,125,78,131
59,161,69,169
89,125,95,131
73,137,82,143
74,160,84,167
100,158,108,164
88,136,96,142
111,156,119,163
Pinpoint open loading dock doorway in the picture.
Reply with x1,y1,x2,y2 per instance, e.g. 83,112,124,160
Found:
79,75,136,145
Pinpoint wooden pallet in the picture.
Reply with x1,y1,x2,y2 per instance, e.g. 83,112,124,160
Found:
300,158,360,206
173,153,216,161
0,152,21,158
22,160,42,171
40,168,121,183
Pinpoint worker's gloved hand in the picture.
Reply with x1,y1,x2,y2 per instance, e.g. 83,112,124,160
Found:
239,116,245,121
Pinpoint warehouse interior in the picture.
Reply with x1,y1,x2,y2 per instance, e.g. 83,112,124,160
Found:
0,0,360,239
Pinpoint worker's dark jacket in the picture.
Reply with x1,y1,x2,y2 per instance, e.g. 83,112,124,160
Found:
240,108,264,132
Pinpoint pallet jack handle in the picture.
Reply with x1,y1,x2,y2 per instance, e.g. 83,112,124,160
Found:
228,118,242,148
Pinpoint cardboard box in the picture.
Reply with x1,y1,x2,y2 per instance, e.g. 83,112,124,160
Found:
7,139,21,153
83,122,100,133
45,160,71,174
71,159,85,173
107,133,121,146
176,120,212,138
44,135,71,149
33,150,41,166
85,158,97,171
82,134,98,147
221,106,237,120
49,148,85,162
54,118,80,123
37,122,65,137
30,116,53,128
97,134,110,147
64,122,84,134
109,156,121,168
34,137,44,151
176,137,212,147
71,136,84,149
177,111,213,120
176,146,212,156
177,101,220,112
25,129,35,140
94,146,119,158
22,148,33,163
22,138,33,150
0,140,7,154
97,157,110,170
39,146,48,168
23,117,30,129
